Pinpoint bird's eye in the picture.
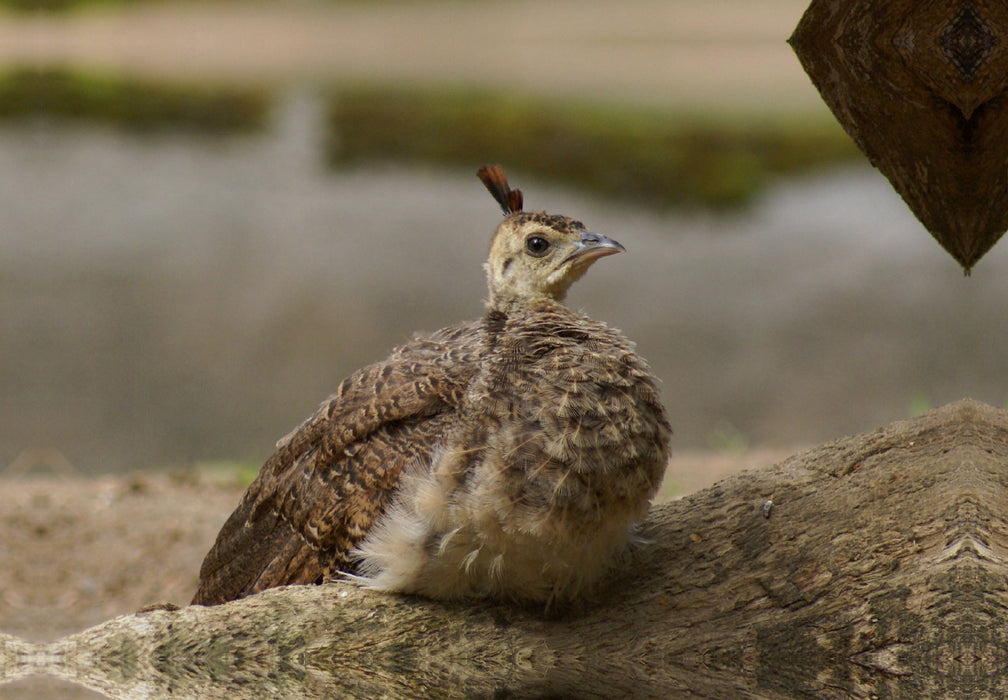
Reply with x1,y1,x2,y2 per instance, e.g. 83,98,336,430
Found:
525,235,551,257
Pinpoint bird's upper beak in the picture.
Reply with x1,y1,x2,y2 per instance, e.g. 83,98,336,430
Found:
562,231,626,264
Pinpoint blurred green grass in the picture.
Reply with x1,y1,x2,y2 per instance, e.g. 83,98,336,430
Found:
2,0,138,10
327,84,861,209
0,67,273,132
0,67,861,208
1,0,187,10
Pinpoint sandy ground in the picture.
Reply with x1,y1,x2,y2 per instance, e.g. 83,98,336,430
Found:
0,470,239,644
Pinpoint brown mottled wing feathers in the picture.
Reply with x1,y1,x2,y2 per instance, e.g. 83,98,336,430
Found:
477,164,523,214
192,323,480,605
472,300,672,517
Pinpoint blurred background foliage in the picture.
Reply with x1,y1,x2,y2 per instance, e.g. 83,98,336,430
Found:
0,67,272,131
2,0,140,9
0,66,857,207
326,84,857,208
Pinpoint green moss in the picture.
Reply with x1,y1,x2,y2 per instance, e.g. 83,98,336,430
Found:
326,84,861,209
1,0,138,10
0,67,272,133
0,0,187,10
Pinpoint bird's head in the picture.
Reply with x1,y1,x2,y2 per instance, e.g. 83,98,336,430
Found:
478,165,624,307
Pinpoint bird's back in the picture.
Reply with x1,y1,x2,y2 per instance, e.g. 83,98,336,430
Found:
191,322,482,605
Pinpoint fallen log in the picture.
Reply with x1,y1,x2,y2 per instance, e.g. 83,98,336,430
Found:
21,399,1008,698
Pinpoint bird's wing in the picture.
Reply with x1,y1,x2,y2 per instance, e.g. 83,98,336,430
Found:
191,322,481,605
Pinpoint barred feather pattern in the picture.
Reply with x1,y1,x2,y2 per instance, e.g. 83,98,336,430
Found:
191,323,481,605
352,299,671,603
192,299,670,606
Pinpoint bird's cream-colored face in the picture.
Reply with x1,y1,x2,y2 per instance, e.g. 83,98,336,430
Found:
484,212,625,305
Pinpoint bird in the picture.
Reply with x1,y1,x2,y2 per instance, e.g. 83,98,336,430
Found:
191,165,671,606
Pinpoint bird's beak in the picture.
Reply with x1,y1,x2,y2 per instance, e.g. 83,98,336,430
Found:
562,231,626,264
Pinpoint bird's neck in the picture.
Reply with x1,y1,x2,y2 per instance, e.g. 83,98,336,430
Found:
486,289,567,314
482,295,570,346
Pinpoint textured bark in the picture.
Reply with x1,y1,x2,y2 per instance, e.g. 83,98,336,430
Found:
9,399,1008,698
0,633,33,684
790,0,1008,271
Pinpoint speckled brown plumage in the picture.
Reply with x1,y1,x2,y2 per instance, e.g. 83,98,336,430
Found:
192,165,671,606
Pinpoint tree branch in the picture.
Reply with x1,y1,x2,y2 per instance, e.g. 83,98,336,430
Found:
13,399,1008,698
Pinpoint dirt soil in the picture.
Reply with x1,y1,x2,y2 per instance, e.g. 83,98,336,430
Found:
0,470,241,643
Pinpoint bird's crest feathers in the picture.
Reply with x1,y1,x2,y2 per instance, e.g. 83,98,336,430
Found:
478,164,523,215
